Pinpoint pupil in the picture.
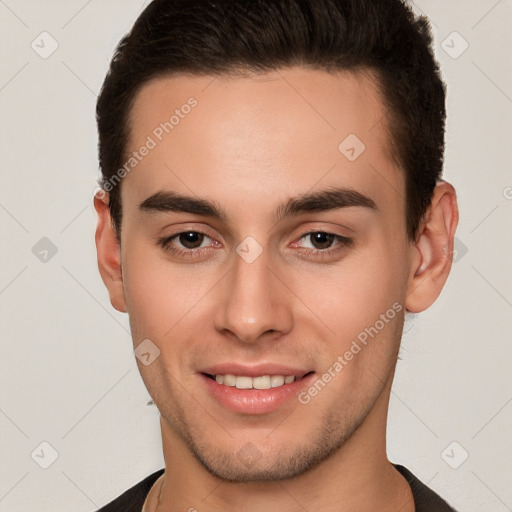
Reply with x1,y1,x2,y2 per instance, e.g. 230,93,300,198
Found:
311,232,333,249
180,232,203,248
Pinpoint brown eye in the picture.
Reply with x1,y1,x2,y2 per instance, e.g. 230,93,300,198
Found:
157,230,216,257
178,231,205,249
308,232,336,250
293,231,354,260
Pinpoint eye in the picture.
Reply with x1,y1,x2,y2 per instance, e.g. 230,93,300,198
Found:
300,232,337,250
173,231,210,249
157,230,219,258
292,231,353,258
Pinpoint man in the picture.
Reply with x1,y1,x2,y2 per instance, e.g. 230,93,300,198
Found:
93,0,459,510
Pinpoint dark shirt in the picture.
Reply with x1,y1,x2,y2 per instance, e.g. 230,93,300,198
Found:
96,464,457,511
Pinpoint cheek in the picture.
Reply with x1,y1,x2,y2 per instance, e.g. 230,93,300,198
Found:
121,239,220,340
298,245,406,338
303,257,406,397
122,242,178,334
298,247,407,395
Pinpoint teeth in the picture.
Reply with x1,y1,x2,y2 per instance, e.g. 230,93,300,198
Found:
270,375,284,387
235,376,253,389
213,374,297,389
223,374,236,386
253,376,271,389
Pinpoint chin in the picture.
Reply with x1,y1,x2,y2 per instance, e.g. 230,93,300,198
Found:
183,417,356,483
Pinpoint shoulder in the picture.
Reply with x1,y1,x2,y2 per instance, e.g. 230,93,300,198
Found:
96,468,165,512
393,464,458,512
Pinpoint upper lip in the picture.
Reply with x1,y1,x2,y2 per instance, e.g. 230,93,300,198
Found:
200,363,314,378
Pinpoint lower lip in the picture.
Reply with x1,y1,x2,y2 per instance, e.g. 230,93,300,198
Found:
200,373,316,415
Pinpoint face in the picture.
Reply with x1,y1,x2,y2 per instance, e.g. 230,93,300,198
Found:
113,68,414,481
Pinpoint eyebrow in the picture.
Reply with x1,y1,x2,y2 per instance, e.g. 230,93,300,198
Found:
139,186,378,223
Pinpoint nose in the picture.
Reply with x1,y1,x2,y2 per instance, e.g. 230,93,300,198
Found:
213,244,293,345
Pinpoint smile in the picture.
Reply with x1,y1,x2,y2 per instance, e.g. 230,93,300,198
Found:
200,369,316,414
205,373,312,389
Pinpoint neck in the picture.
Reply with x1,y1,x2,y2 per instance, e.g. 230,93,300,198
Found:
146,385,414,512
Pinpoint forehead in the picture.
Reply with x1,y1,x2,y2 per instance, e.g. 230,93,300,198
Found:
128,67,390,150
123,67,402,220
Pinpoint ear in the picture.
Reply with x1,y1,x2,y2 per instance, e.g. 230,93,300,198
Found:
405,181,459,313
93,190,127,313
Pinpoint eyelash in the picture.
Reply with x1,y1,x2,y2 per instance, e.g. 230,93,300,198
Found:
156,230,354,260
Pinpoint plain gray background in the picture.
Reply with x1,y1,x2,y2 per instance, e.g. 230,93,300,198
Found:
1,1,511,510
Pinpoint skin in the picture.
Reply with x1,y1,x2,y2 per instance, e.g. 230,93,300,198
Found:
94,67,458,511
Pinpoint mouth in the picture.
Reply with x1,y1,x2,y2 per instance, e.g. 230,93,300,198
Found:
199,366,317,414
202,371,315,390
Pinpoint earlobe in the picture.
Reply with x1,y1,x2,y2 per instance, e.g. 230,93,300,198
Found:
93,190,127,313
405,181,459,313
